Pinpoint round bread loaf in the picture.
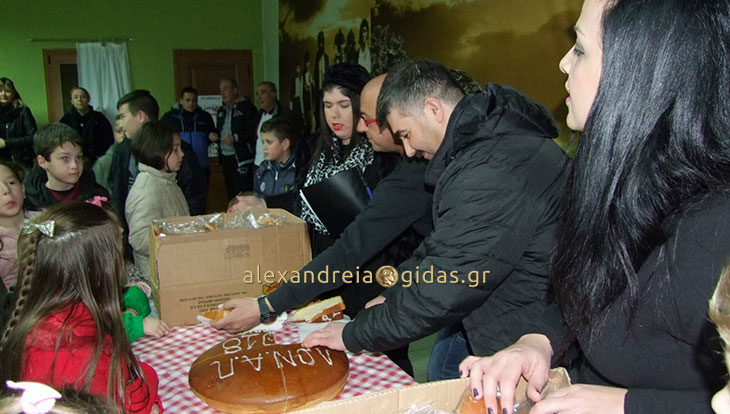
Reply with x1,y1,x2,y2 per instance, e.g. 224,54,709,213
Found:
189,331,349,413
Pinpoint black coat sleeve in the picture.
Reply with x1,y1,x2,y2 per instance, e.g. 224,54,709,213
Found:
233,100,260,161
201,111,216,136
177,140,208,216
266,159,432,313
4,106,37,150
159,111,177,130
342,157,548,353
94,113,115,159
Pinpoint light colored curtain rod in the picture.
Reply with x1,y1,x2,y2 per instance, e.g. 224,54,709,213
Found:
27,37,133,43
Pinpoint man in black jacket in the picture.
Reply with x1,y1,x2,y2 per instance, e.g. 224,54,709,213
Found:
303,60,569,381
210,78,259,199
59,87,114,165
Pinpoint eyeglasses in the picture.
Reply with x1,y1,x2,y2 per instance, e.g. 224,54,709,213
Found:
361,115,378,126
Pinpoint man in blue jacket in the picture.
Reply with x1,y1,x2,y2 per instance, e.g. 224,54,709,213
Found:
160,86,216,180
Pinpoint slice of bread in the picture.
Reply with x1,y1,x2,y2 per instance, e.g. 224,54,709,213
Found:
290,296,346,323
201,308,231,322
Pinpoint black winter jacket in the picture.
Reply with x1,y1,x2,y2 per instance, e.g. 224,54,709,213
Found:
267,156,433,313
342,84,569,355
215,97,259,163
59,105,114,164
24,165,109,210
0,104,37,167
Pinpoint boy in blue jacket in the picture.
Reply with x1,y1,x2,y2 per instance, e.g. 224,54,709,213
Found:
253,118,297,197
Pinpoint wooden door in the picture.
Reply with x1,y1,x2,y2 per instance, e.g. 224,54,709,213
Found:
173,49,253,100
43,49,78,123
173,49,254,213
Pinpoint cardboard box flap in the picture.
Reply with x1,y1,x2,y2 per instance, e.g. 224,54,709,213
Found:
299,368,571,414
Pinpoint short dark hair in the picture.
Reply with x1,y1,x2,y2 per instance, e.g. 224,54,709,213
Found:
33,123,83,160
376,60,464,123
131,122,175,170
260,118,296,146
258,81,277,95
70,86,90,98
116,89,159,121
220,78,239,89
180,86,198,97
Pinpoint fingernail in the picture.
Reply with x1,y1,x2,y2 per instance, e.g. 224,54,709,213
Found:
502,408,508,414
472,387,478,397
487,408,494,414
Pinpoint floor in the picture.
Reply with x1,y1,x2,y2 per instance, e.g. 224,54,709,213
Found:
408,333,437,382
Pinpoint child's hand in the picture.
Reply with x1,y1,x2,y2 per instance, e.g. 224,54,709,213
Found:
123,308,138,316
143,317,170,339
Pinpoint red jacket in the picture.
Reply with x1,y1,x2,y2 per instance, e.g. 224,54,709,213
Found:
21,302,162,413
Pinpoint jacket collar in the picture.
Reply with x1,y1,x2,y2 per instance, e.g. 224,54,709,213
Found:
138,162,178,182
265,152,295,170
425,83,559,186
260,101,280,116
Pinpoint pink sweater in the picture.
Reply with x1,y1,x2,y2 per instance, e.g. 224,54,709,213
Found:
0,211,39,289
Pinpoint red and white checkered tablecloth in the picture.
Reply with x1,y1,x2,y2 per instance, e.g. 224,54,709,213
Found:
131,323,416,413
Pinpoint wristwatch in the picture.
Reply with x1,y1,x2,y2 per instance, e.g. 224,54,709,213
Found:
257,296,277,323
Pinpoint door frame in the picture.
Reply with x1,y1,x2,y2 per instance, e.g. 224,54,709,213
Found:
43,49,77,123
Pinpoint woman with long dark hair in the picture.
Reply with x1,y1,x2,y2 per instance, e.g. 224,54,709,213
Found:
460,0,730,412
299,63,375,254
0,78,37,169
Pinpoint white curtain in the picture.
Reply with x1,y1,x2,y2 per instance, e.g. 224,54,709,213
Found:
76,42,132,122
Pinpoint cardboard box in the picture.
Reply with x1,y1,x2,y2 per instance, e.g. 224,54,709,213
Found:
149,209,311,326
299,368,570,414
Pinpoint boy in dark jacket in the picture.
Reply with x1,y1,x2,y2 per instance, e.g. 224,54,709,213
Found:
253,118,297,198
24,123,108,210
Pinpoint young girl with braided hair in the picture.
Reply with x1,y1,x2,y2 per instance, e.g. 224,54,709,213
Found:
0,202,162,413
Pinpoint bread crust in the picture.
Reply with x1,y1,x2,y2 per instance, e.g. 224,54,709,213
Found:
189,331,349,412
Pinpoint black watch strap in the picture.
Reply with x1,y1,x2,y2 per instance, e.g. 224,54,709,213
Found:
257,296,276,323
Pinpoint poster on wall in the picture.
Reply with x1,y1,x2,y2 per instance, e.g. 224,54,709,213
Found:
279,0,376,137
279,0,581,144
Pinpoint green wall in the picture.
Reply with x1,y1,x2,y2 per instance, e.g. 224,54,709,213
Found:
1,0,279,125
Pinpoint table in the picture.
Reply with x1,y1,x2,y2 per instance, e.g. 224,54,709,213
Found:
132,323,417,413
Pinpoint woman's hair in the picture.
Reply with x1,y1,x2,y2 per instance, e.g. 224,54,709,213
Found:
0,160,26,184
0,202,146,407
0,78,24,108
710,261,730,375
311,63,371,168
131,121,176,171
552,0,730,337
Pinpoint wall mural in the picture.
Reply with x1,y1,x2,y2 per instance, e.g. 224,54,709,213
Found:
279,0,581,146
